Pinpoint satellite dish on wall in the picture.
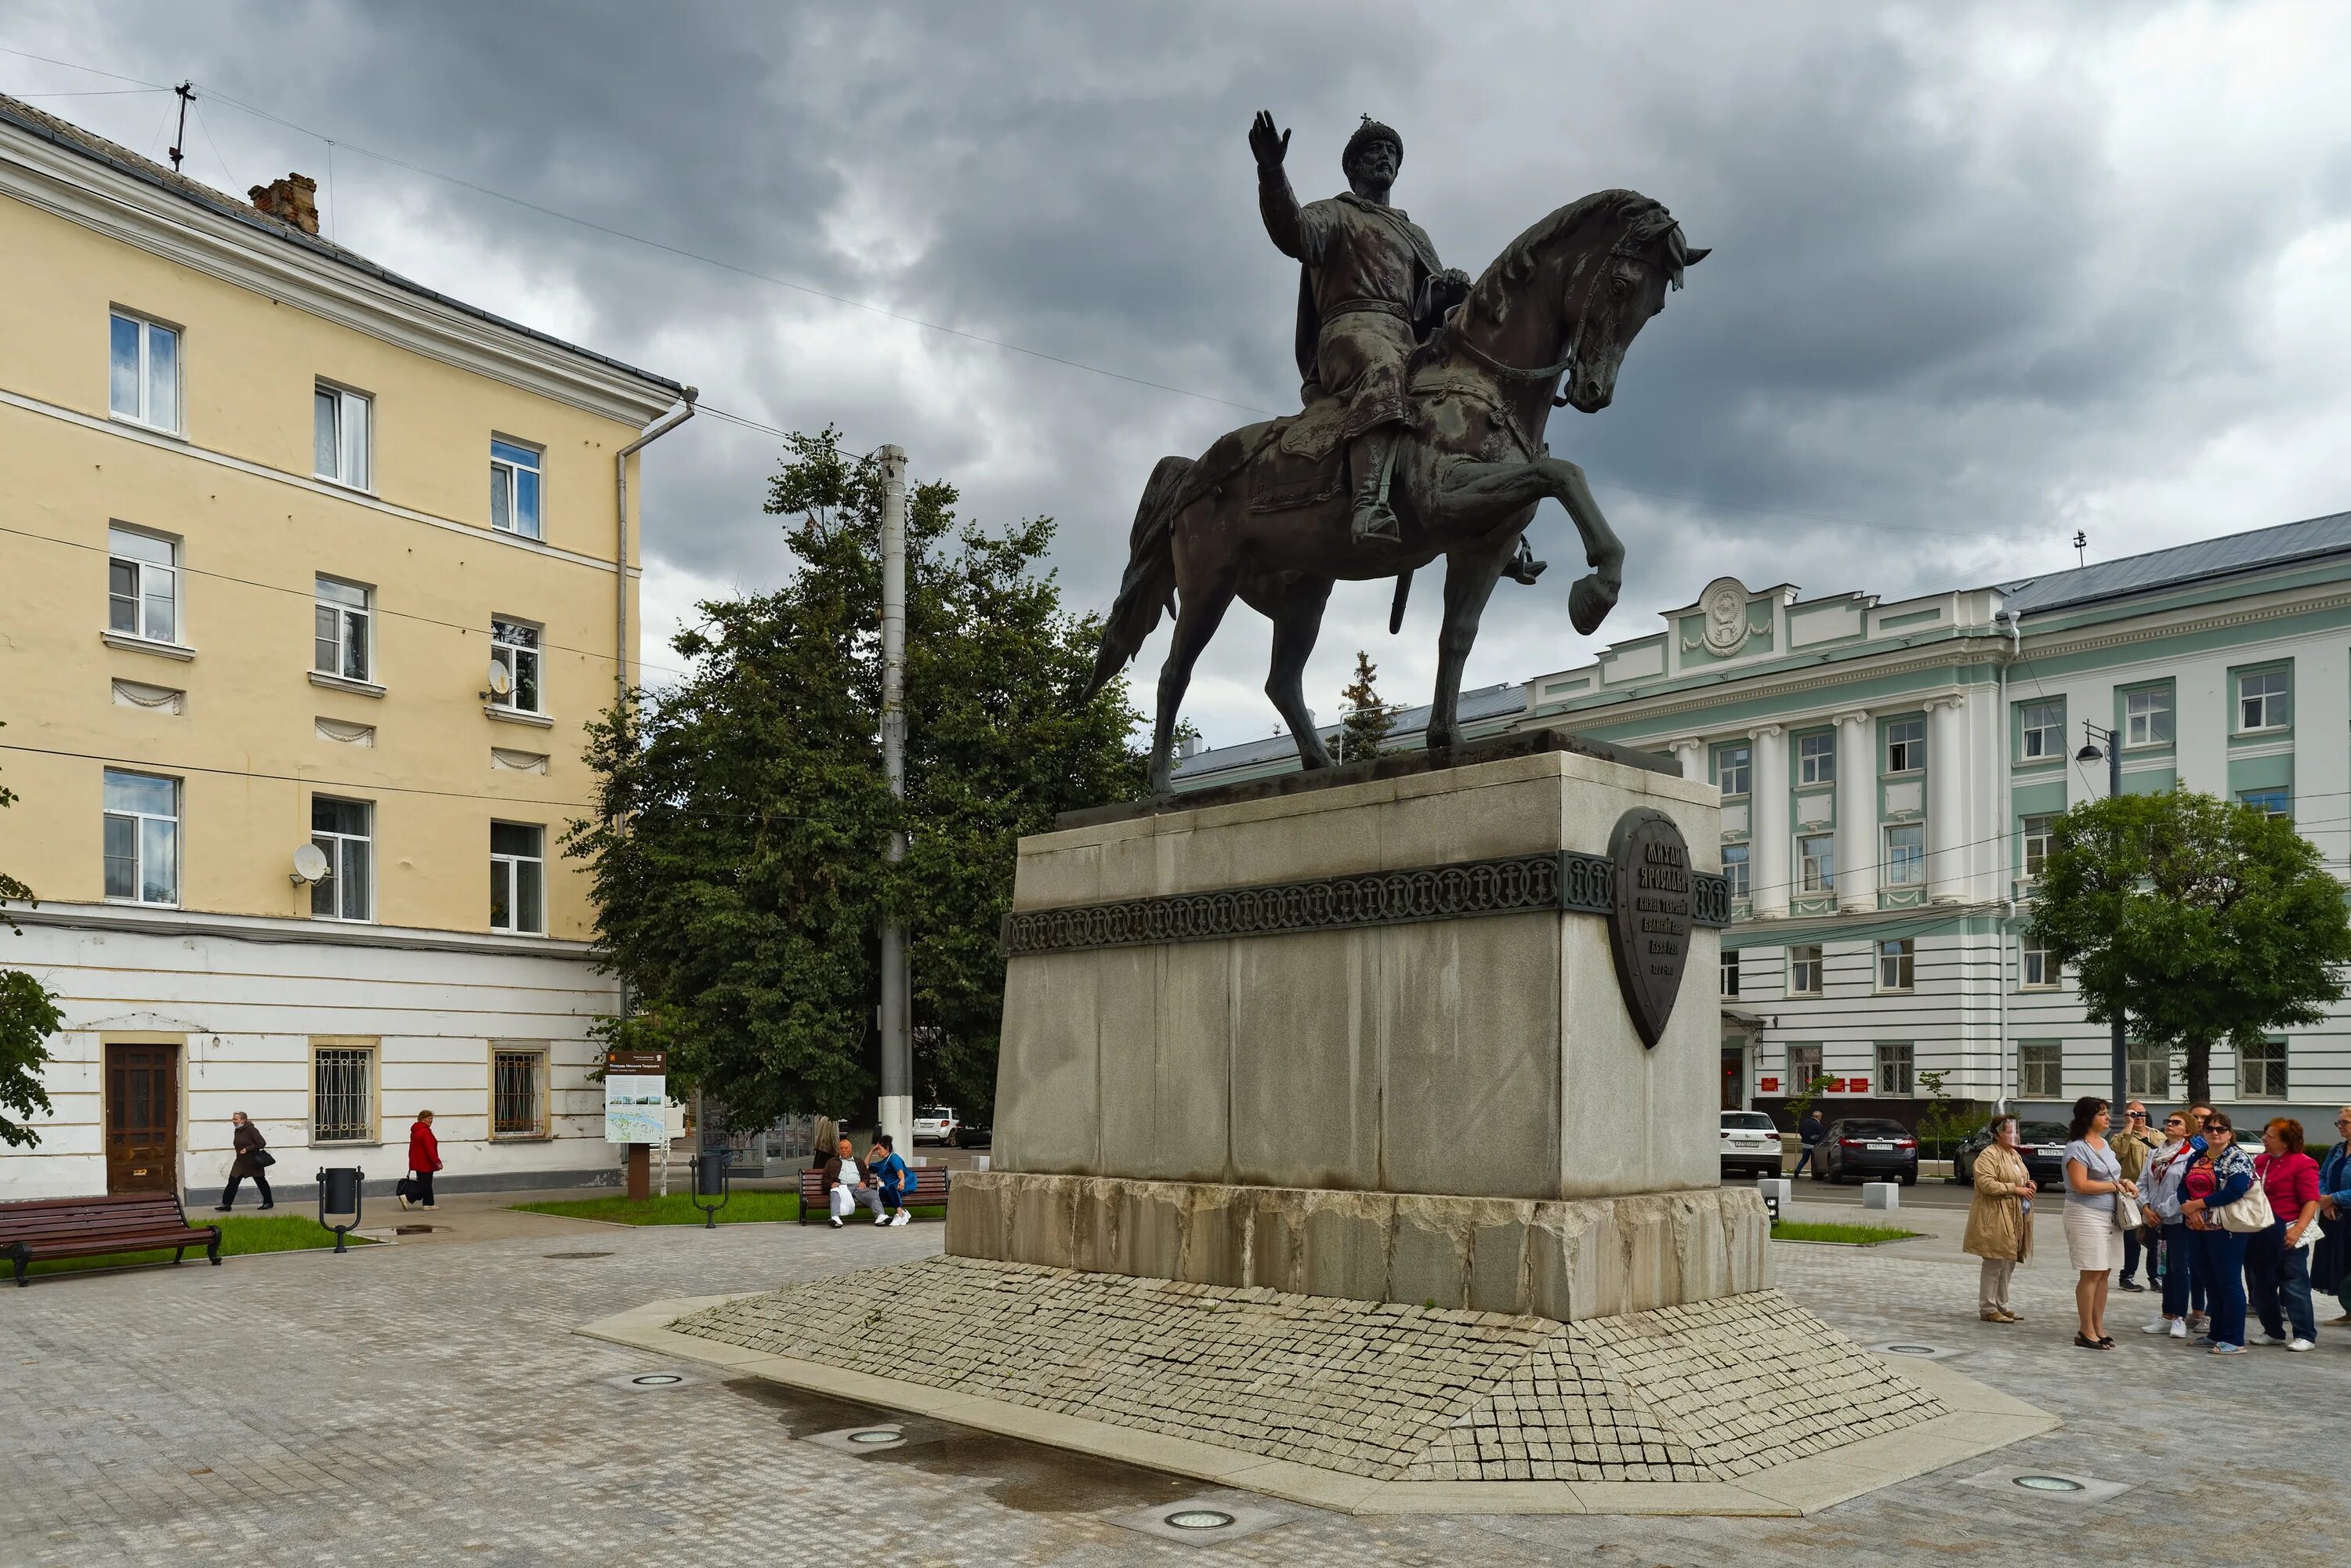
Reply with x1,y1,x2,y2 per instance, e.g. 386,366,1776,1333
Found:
485,661,514,697
290,842,330,885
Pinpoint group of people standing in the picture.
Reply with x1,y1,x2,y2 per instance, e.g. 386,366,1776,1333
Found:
1965,1097,2350,1355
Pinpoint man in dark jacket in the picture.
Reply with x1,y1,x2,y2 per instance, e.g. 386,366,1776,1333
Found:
1792,1108,1825,1177
216,1111,273,1211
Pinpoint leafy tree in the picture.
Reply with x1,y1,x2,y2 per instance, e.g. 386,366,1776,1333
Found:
2027,788,2351,1106
1337,650,1396,762
2,737,64,1148
570,430,1143,1128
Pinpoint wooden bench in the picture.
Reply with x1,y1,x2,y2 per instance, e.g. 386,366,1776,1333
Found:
797,1164,951,1224
1,1192,223,1287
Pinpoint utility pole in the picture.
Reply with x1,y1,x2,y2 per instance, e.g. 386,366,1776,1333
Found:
167,82,194,173
877,447,913,1153
2077,722,2128,1110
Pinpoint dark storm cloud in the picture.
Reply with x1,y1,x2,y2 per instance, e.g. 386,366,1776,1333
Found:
11,2,2349,739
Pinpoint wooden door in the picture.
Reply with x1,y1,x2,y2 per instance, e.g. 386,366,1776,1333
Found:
104,1043,178,1193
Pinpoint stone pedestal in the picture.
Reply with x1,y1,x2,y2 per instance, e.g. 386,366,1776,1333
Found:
954,733,1767,1313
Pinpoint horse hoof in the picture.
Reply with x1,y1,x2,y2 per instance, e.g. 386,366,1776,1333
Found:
1568,574,1618,636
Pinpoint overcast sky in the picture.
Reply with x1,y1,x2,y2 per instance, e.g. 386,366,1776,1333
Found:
9,2,2350,749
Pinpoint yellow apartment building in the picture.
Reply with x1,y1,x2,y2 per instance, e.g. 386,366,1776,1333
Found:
0,94,694,1201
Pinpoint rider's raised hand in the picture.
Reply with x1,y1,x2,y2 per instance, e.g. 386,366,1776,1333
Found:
1248,110,1291,170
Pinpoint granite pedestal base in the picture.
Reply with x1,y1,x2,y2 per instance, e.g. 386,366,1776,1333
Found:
944,1169,1768,1321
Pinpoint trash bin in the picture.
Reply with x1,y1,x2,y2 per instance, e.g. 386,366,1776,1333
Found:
316,1166,364,1253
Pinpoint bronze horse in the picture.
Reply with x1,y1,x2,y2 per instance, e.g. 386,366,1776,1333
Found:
1083,190,1705,794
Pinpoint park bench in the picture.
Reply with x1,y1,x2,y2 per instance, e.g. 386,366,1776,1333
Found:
1,1192,223,1286
796,1164,951,1225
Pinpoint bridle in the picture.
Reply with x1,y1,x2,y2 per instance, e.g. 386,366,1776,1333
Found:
1447,220,1643,410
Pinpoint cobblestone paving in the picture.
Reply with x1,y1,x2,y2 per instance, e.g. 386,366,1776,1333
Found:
5,1210,2346,1565
674,1257,1940,1482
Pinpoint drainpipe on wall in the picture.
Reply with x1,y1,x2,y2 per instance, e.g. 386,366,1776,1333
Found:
614,389,700,712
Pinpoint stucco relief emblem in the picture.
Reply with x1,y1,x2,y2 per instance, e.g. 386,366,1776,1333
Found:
1697,577,1751,655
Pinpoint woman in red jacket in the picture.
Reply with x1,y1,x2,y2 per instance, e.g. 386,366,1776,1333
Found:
400,1110,442,1210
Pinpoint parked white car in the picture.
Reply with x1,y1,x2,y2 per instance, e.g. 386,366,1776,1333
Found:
913,1106,958,1144
1719,1110,1783,1180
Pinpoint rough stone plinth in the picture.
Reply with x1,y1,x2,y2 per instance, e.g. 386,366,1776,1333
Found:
944,1170,1768,1320
667,1255,1943,1485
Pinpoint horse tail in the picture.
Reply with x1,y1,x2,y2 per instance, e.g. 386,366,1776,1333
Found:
1081,454,1193,701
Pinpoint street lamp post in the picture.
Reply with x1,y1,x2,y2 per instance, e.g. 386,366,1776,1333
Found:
2075,722,2128,1111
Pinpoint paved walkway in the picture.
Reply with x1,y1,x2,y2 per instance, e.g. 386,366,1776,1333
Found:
4,1194,2342,1565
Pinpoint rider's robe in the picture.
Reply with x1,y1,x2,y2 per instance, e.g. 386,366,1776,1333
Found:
1259,177,1444,442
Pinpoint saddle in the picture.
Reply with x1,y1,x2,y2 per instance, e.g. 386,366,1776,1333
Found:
1241,393,1351,515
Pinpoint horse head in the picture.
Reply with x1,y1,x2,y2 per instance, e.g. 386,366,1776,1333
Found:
1459,190,1707,415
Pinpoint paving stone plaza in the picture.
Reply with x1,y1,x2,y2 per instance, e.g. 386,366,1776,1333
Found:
7,1198,2344,1565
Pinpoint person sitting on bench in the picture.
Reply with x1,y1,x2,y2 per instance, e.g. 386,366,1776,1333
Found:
820,1135,887,1228
865,1134,913,1227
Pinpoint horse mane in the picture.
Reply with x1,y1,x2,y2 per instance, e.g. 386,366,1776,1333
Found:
1459,188,1698,331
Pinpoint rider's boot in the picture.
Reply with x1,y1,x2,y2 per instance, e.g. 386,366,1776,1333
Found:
1504,534,1547,585
1348,432,1402,546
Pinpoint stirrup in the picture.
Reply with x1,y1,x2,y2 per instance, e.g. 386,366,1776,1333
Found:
1350,502,1402,545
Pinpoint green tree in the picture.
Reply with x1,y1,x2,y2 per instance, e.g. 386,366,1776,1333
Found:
2,736,65,1148
569,430,1143,1127
1337,650,1396,762
2027,788,2351,1106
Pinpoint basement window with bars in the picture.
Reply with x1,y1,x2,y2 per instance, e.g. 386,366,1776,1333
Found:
312,1043,376,1143
491,1047,548,1139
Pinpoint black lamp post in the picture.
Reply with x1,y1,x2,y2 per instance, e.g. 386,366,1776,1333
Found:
317,1165,364,1254
2074,722,2128,1112
688,1146,734,1229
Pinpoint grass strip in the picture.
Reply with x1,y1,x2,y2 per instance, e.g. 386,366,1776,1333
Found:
1770,1219,1921,1246
25,1213,375,1277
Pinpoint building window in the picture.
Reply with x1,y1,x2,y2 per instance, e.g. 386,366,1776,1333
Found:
2238,1038,2288,1100
2239,788,2291,820
492,1047,549,1139
313,577,371,682
1720,949,1739,998
2021,814,2054,880
1884,822,1925,885
2021,935,2057,989
1721,842,1750,900
1715,744,1750,798
1786,1044,1822,1094
1798,731,1835,785
2236,668,2290,733
310,796,372,922
2127,1041,2171,1099
102,769,179,905
107,526,179,644
490,618,542,713
1799,832,1835,894
1789,944,1823,997
1875,1042,1914,1097
490,821,545,934
2124,685,2173,747
311,1042,377,1143
313,383,372,490
1884,718,1925,773
1878,937,1914,991
109,310,179,431
2019,1041,2063,1099
2019,701,2063,761
490,439,542,538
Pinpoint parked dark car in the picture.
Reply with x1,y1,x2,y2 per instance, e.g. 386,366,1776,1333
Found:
949,1117,992,1150
1809,1118,1919,1185
1951,1119,2069,1190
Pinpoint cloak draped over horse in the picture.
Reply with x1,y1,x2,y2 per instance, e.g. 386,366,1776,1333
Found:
1081,117,1705,796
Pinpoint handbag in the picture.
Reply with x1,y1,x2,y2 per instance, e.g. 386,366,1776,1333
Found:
248,1147,276,1169
2215,1176,2275,1234
2111,1186,2143,1231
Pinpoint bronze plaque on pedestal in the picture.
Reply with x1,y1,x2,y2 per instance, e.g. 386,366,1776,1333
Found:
1607,807,1694,1047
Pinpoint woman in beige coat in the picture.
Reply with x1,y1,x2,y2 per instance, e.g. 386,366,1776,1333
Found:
1965,1114,2036,1322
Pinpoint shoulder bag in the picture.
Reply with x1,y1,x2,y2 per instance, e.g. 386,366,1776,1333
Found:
2111,1182,2143,1231
2215,1164,2275,1234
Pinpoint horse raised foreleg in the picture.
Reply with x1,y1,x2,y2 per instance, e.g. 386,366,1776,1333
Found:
1425,546,1510,752
1425,456,1623,636
1255,574,1336,771
1148,576,1238,795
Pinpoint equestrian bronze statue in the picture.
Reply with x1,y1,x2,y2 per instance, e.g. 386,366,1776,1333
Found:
1081,112,1706,795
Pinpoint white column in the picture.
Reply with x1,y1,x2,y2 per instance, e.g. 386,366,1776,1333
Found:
1926,693,1967,903
1670,737,1705,783
1835,710,1877,913
1750,725,1788,919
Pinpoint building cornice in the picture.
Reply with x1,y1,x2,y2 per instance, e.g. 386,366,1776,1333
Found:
1,387,636,578
7,898,601,960
1536,640,1993,737
0,118,679,427
2020,588,2351,672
